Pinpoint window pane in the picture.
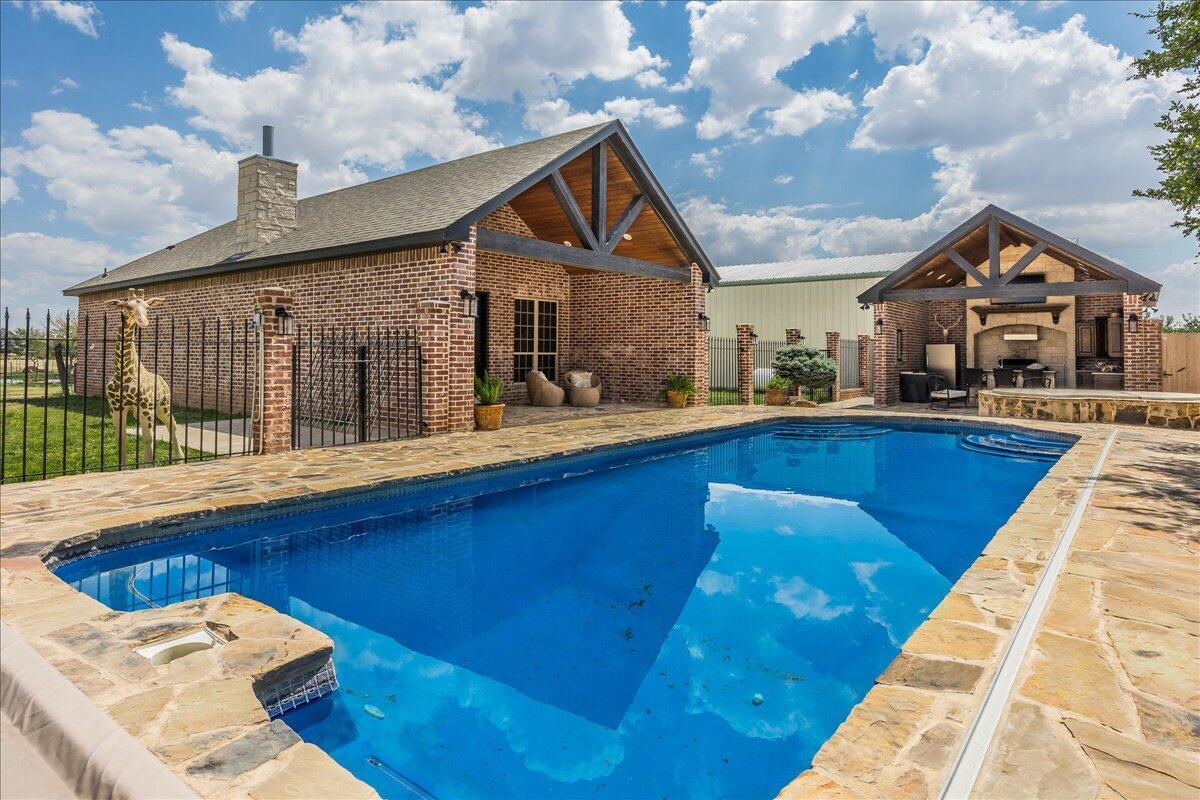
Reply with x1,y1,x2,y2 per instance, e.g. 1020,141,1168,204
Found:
514,299,534,355
537,301,557,358
513,353,534,384
537,353,557,382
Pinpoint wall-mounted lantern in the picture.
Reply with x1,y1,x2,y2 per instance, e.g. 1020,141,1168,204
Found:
874,317,884,336
459,289,479,319
273,305,295,336
697,313,711,332
1127,312,1140,333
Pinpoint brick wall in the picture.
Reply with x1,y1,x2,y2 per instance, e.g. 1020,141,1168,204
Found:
1075,293,1123,372
873,300,929,405
1122,294,1163,391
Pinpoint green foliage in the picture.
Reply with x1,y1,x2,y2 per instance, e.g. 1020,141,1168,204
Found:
1131,1,1200,249
1161,312,1200,332
660,373,697,397
772,344,838,390
765,374,794,391
474,372,503,405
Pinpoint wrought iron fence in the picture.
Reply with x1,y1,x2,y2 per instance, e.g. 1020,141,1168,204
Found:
707,335,786,405
2,308,258,484
292,325,422,449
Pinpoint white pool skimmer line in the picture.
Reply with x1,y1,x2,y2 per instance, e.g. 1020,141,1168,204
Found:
938,430,1118,800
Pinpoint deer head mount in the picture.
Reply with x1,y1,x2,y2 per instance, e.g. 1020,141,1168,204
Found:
933,313,963,343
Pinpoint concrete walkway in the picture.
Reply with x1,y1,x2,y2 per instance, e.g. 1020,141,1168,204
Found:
1,712,74,800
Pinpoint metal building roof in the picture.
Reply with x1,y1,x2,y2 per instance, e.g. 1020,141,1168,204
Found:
716,251,920,285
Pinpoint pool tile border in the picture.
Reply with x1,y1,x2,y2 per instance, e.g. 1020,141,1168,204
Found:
0,406,1131,798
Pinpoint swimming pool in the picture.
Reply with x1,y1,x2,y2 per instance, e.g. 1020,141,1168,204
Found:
56,419,1070,799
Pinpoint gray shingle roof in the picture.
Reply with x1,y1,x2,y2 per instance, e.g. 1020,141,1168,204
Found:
717,251,920,285
66,123,612,295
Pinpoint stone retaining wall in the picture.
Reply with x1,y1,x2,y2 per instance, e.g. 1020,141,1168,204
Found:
979,390,1200,429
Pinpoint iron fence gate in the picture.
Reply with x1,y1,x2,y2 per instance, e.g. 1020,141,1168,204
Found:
839,337,860,389
292,325,422,449
707,335,786,405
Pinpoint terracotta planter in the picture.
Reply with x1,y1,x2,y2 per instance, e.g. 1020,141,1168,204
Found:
765,388,789,406
665,390,690,409
474,403,505,431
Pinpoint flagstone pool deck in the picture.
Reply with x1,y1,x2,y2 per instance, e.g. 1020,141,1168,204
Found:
1,405,1197,799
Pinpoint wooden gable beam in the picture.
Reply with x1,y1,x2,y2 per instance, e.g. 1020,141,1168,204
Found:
945,248,991,286
477,227,689,283
592,140,607,246
548,169,598,250
882,279,1127,302
604,194,645,253
1000,240,1049,285
988,216,1000,281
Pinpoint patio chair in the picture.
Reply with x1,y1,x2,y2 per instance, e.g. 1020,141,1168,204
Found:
563,370,601,408
526,370,564,407
928,373,968,409
962,368,987,404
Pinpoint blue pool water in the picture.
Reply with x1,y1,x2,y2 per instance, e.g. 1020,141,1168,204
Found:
56,420,1067,799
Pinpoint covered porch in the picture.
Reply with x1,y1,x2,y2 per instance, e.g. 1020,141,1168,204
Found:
858,206,1165,407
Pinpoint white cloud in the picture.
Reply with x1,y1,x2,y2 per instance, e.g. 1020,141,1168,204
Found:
635,69,667,89
523,96,684,136
218,0,254,22
128,100,154,112
49,76,78,95
684,0,863,139
0,232,128,309
2,110,235,249
764,89,854,136
1145,258,1200,316
771,576,852,621
602,96,686,128
690,147,725,179
447,1,665,103
0,175,18,204
773,174,794,185
21,0,100,38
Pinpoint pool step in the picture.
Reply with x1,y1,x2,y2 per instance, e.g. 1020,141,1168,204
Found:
958,434,1068,462
775,424,892,441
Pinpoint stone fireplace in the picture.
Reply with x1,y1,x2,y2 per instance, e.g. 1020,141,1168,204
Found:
974,323,1072,387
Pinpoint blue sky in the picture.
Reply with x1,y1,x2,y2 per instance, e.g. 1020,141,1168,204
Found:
1,0,1196,315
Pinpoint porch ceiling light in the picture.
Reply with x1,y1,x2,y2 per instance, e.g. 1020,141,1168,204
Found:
1127,312,1140,333
697,313,711,332
459,289,479,319
622,233,633,241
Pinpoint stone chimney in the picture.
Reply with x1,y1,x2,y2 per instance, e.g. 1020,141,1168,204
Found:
235,125,298,252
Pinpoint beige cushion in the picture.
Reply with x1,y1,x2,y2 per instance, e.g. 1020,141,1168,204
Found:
565,370,592,388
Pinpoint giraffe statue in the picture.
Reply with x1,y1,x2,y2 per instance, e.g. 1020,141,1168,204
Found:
105,290,185,467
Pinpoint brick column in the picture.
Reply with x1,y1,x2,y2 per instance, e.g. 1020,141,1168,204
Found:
253,287,295,454
874,304,899,405
418,299,452,434
826,331,842,400
1122,294,1163,391
736,323,755,405
785,328,803,345
858,334,871,390
687,263,709,406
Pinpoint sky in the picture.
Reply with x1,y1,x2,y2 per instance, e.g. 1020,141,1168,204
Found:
1,0,1196,316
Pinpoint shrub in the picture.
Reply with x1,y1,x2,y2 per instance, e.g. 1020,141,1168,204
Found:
660,373,697,397
474,372,503,405
766,375,794,392
772,345,837,390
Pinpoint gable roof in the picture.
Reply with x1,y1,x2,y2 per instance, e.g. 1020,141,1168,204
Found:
718,251,919,285
66,121,714,295
857,204,1162,304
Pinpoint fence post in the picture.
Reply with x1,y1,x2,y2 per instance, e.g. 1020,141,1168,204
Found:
785,328,803,345
858,334,871,391
253,287,295,454
826,332,840,400
736,324,755,405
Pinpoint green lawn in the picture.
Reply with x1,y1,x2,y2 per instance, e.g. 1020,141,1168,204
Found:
2,380,242,483
707,387,834,406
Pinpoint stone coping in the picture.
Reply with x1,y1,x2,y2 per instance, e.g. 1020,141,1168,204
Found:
2,406,1192,798
988,388,1200,401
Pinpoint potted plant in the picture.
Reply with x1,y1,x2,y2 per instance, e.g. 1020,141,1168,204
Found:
765,375,793,405
660,373,697,408
772,345,837,404
474,372,505,430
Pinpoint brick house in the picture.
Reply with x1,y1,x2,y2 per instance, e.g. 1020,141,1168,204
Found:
857,205,1164,405
65,121,716,437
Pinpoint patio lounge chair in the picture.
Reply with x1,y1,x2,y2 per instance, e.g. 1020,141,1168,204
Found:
928,373,968,409
526,370,564,407
563,371,601,408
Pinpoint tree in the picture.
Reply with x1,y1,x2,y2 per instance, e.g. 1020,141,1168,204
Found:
1160,312,1200,331
772,344,837,391
1131,1,1200,249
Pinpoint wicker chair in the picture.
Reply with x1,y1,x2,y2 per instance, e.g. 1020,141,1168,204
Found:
525,370,564,407
563,371,601,408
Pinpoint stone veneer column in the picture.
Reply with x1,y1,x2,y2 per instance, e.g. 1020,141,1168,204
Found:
253,287,295,454
236,155,298,251
1122,294,1163,391
736,324,755,405
858,334,871,390
873,304,899,405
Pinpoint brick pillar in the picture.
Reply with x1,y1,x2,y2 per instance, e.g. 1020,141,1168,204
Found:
418,299,452,434
689,264,710,406
825,331,841,400
785,328,803,345
736,323,755,405
858,334,871,390
253,287,295,454
874,304,899,405
416,228,477,435
1122,294,1163,391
